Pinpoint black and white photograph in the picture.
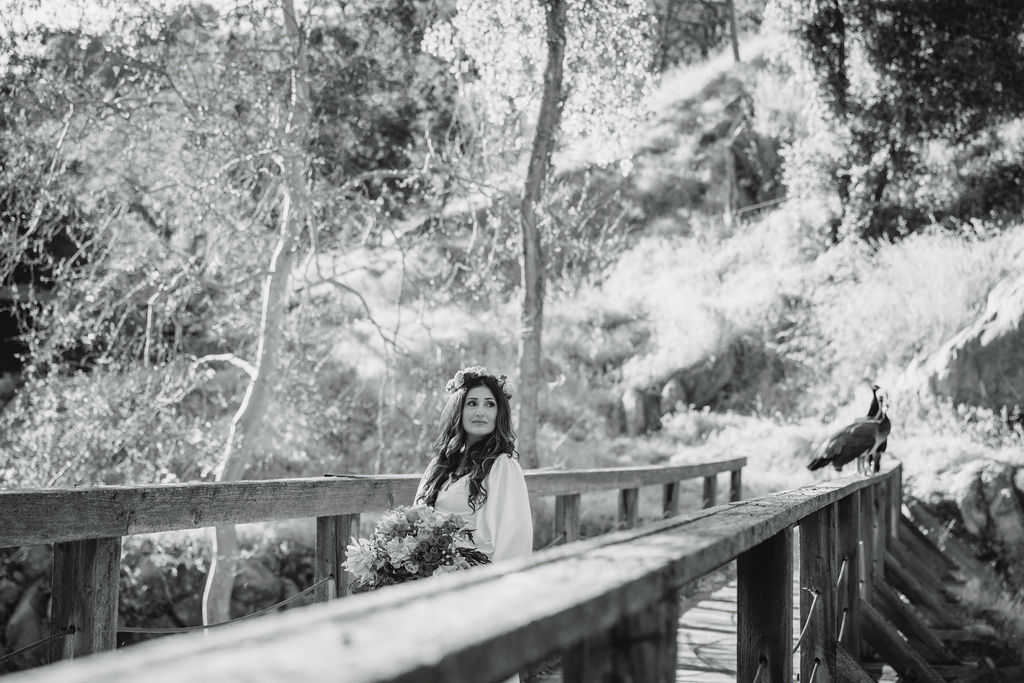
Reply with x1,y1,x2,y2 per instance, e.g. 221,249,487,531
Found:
1,0,1023,680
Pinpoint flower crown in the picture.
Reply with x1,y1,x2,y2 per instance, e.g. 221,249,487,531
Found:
445,365,513,400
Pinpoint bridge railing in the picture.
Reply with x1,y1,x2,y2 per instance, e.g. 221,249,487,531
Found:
0,457,745,667
2,463,905,683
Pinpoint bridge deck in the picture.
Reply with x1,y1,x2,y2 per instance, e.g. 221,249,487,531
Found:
672,565,898,682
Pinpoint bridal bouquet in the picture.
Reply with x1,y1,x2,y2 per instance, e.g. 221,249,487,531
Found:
342,505,489,592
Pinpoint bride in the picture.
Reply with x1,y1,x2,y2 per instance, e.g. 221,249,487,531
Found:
414,366,533,562
414,366,533,683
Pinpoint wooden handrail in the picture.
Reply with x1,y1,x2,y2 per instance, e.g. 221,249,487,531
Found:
1,465,900,683
0,458,745,672
0,459,745,548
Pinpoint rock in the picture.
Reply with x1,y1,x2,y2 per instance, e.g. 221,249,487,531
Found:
660,377,687,415
279,578,313,610
661,335,779,412
947,461,1024,588
622,388,661,436
171,593,203,627
4,579,49,670
907,275,1024,413
14,545,52,582
0,578,19,608
231,558,282,608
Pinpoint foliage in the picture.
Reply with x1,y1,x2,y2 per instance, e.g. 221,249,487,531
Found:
803,226,1024,395
768,0,1024,239
422,0,655,165
652,0,766,70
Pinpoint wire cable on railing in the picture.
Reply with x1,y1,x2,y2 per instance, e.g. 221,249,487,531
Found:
837,606,849,644
117,575,334,635
539,532,567,550
835,556,848,588
808,657,821,682
0,626,75,664
792,588,820,655
751,658,766,683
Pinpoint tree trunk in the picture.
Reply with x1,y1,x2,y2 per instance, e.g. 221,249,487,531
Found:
517,0,567,469
726,0,740,62
202,0,311,626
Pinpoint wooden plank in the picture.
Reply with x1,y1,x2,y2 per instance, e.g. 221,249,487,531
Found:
555,494,581,544
316,514,359,600
837,645,875,683
663,482,680,519
871,581,956,664
0,460,747,549
898,515,958,573
0,477,420,548
837,492,861,661
524,459,748,495
872,480,887,585
889,464,902,541
889,538,956,601
4,468,899,683
619,488,639,530
859,484,875,604
860,598,945,683
702,475,718,509
884,553,960,629
729,469,742,502
799,504,838,682
566,588,680,682
48,537,121,662
737,529,792,683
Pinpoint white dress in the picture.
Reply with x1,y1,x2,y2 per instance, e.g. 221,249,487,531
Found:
414,453,533,562
415,454,533,683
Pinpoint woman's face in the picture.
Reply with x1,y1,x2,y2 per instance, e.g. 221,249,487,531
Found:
462,385,498,445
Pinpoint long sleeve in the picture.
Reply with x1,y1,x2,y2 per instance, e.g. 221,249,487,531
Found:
414,457,438,504
477,455,533,562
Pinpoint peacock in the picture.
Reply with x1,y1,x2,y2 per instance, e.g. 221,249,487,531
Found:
808,385,890,474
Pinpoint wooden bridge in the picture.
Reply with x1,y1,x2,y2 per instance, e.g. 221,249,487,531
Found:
0,458,998,682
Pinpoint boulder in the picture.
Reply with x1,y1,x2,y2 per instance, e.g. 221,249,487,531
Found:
621,387,661,436
660,335,779,412
947,461,1024,589
908,275,1024,413
14,546,52,582
4,579,49,670
660,377,687,415
231,558,282,611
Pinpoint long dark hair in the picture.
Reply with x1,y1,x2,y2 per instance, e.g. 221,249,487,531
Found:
418,373,517,512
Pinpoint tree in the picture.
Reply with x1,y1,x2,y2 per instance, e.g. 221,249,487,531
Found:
419,0,654,466
772,0,1024,238
517,0,567,468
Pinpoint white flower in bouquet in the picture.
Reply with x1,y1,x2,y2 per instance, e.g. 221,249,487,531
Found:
342,505,489,591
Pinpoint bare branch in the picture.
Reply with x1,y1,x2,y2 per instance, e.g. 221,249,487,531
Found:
190,353,256,379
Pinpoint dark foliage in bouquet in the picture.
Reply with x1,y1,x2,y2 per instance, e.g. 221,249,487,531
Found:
342,505,489,592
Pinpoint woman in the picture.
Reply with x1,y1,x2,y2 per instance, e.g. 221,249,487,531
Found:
414,366,533,563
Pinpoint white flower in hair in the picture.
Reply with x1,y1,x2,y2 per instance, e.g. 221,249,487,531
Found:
445,366,513,399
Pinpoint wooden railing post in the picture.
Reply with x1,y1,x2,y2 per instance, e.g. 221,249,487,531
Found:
872,481,888,584
738,529,793,682
702,475,717,508
800,503,838,682
889,464,903,542
49,536,121,662
618,488,638,529
858,483,875,604
555,493,581,543
729,468,742,502
837,492,862,661
564,588,681,683
662,482,679,518
316,514,360,600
